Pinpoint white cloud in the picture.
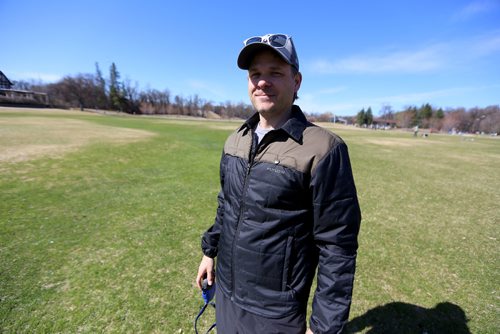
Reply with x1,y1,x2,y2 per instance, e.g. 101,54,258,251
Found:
300,85,500,115
372,88,468,105
452,0,499,21
187,79,227,100
307,30,500,76
473,31,500,55
299,99,350,114
375,85,500,107
316,86,347,95
309,45,445,75
299,86,348,112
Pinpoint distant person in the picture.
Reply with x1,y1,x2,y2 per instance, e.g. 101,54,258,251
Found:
413,125,419,137
196,33,362,333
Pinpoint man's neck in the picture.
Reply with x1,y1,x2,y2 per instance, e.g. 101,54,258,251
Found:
258,108,292,129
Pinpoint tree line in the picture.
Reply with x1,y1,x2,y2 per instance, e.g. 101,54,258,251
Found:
356,103,500,134
13,62,254,119
12,62,499,134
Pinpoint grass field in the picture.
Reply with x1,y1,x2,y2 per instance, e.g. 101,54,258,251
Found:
1,107,498,333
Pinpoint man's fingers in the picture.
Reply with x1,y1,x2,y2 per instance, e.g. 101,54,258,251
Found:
206,270,214,286
196,269,206,290
196,255,215,290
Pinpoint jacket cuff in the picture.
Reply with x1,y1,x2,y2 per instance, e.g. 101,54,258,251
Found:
201,241,218,258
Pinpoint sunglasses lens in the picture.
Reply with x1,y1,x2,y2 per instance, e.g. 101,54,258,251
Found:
245,37,262,45
268,34,287,47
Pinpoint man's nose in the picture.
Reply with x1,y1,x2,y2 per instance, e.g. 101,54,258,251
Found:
257,77,271,88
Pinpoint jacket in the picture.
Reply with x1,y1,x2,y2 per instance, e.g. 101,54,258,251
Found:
202,105,361,333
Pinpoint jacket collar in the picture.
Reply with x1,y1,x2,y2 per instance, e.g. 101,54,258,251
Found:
238,105,308,143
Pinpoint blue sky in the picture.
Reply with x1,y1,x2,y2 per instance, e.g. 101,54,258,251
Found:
2,0,499,116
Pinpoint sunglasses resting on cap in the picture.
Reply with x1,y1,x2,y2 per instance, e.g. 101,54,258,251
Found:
237,33,299,71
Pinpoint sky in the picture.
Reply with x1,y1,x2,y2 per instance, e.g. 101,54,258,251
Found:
1,0,500,116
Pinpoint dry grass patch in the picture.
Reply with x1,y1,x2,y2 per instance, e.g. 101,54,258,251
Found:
363,138,437,147
316,122,366,131
0,117,155,163
0,106,93,116
206,123,240,131
152,118,241,131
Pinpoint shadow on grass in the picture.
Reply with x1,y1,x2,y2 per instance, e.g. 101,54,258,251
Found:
346,302,470,333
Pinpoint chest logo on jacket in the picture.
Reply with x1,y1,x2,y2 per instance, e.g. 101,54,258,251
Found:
266,166,285,175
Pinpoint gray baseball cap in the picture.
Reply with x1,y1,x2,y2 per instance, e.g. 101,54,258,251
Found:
237,34,299,71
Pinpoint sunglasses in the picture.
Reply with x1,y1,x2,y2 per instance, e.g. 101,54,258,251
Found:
243,34,290,48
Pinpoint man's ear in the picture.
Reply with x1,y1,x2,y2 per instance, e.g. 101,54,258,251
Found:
294,71,302,93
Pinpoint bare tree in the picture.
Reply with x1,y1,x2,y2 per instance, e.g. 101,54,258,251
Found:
379,104,394,120
396,106,417,128
45,74,96,110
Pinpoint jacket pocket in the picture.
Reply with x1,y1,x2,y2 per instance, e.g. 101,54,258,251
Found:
282,234,294,291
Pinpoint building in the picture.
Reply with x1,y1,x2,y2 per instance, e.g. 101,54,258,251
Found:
0,71,49,107
0,71,14,89
372,117,397,129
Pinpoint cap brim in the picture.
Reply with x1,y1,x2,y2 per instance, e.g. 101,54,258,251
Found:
237,43,290,70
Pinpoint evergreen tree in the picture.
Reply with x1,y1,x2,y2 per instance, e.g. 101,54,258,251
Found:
109,62,122,111
409,106,419,126
94,62,107,109
421,103,433,120
357,108,366,126
366,107,373,125
436,108,445,119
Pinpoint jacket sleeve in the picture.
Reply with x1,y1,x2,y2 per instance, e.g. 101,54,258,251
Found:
309,142,362,334
201,152,226,258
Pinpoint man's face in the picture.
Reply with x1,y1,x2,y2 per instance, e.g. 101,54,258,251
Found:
247,50,301,117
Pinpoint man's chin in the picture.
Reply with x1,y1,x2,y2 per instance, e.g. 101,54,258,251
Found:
253,102,275,114
256,108,276,116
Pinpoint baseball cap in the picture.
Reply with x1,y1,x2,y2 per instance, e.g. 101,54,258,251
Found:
237,34,299,71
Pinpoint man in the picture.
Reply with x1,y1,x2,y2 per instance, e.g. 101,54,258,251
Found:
196,33,361,334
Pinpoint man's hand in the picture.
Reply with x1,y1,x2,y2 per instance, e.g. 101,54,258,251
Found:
196,255,215,290
305,329,313,334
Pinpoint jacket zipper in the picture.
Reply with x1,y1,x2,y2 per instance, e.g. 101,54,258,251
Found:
230,131,258,301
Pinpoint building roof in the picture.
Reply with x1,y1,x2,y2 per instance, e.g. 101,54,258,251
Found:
0,71,14,89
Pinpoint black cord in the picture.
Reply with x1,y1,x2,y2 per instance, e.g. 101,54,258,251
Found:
194,301,216,334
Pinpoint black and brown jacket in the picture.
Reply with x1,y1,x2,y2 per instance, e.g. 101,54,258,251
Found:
202,105,361,334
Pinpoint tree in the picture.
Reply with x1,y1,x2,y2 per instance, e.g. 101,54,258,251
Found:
430,108,445,131
421,103,433,119
94,62,107,109
356,108,366,126
396,106,418,128
109,62,123,111
48,74,96,110
315,112,333,122
379,104,394,120
483,105,500,134
122,78,141,114
366,107,373,125
441,108,467,132
419,103,433,128
174,95,184,115
12,80,33,91
436,108,444,119
202,100,214,114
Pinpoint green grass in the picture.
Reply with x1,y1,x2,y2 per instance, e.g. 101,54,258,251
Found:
1,108,499,333
338,129,499,333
